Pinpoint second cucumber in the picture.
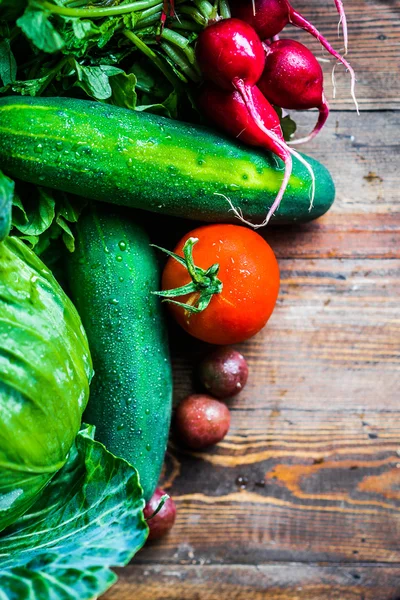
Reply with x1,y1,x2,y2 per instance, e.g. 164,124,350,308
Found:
66,206,172,501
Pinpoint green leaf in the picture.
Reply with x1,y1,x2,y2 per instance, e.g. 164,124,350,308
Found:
274,106,297,142
0,170,14,242
109,71,137,110
56,214,75,251
0,427,148,600
12,185,87,253
281,114,297,141
0,39,17,86
74,61,123,100
5,71,56,96
137,89,178,119
17,6,65,53
12,186,55,235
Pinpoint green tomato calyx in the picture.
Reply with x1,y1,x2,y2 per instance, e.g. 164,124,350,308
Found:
152,237,223,314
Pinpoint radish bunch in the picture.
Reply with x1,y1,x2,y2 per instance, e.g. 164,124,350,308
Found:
194,2,356,227
195,17,316,227
229,0,356,108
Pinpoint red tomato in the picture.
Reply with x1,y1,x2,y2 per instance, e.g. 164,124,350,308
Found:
161,224,280,344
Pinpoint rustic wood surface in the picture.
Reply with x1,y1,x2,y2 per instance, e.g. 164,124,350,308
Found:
104,0,400,598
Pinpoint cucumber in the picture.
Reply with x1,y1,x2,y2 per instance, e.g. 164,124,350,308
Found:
0,96,335,225
66,206,172,501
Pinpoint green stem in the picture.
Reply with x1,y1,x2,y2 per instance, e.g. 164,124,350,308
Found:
123,30,182,88
145,494,169,521
160,28,197,65
219,0,231,18
137,2,163,19
160,41,199,81
135,12,162,28
170,19,202,31
152,238,223,314
178,5,208,26
42,0,162,18
194,0,215,19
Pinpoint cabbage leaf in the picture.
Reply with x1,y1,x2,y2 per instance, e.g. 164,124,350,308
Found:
0,426,148,599
0,237,93,531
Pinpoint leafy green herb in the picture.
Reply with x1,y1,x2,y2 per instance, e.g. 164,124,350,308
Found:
0,426,148,600
12,184,88,253
0,39,17,86
17,5,65,53
274,106,297,141
0,170,14,241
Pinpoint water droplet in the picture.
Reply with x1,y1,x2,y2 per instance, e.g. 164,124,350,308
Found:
145,408,150,415
119,276,124,282
117,423,125,431
242,173,248,180
118,241,127,251
109,298,119,305
229,183,239,191
198,159,204,166
165,134,172,140
236,475,248,489
56,141,63,151
146,444,151,452
116,255,123,262
127,158,133,168
35,143,43,154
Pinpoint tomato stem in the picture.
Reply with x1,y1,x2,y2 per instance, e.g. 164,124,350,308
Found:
152,237,223,314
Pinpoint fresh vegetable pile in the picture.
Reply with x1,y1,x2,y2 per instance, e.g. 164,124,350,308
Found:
0,0,355,597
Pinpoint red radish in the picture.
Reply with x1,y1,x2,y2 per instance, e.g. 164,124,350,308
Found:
143,488,177,541
195,18,265,91
175,394,231,450
259,39,329,145
198,348,249,399
198,83,282,146
229,0,358,111
198,83,315,225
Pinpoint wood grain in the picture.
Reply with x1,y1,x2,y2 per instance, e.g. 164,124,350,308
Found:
105,564,400,600
279,0,400,110
129,408,400,565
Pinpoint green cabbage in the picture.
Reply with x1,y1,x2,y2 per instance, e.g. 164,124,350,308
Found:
0,236,93,532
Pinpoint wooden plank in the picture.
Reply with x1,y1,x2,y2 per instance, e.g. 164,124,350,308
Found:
105,564,400,599
134,409,400,564
279,0,400,110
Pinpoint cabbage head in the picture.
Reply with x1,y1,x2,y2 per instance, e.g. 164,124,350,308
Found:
0,237,93,532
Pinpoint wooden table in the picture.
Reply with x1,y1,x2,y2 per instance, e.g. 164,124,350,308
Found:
105,1,400,597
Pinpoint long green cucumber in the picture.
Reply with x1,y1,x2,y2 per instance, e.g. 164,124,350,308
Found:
66,206,172,501
0,96,335,224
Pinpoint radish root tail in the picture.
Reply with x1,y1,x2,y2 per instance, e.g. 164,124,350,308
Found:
289,8,358,114
227,79,316,225
289,94,330,146
334,0,349,54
